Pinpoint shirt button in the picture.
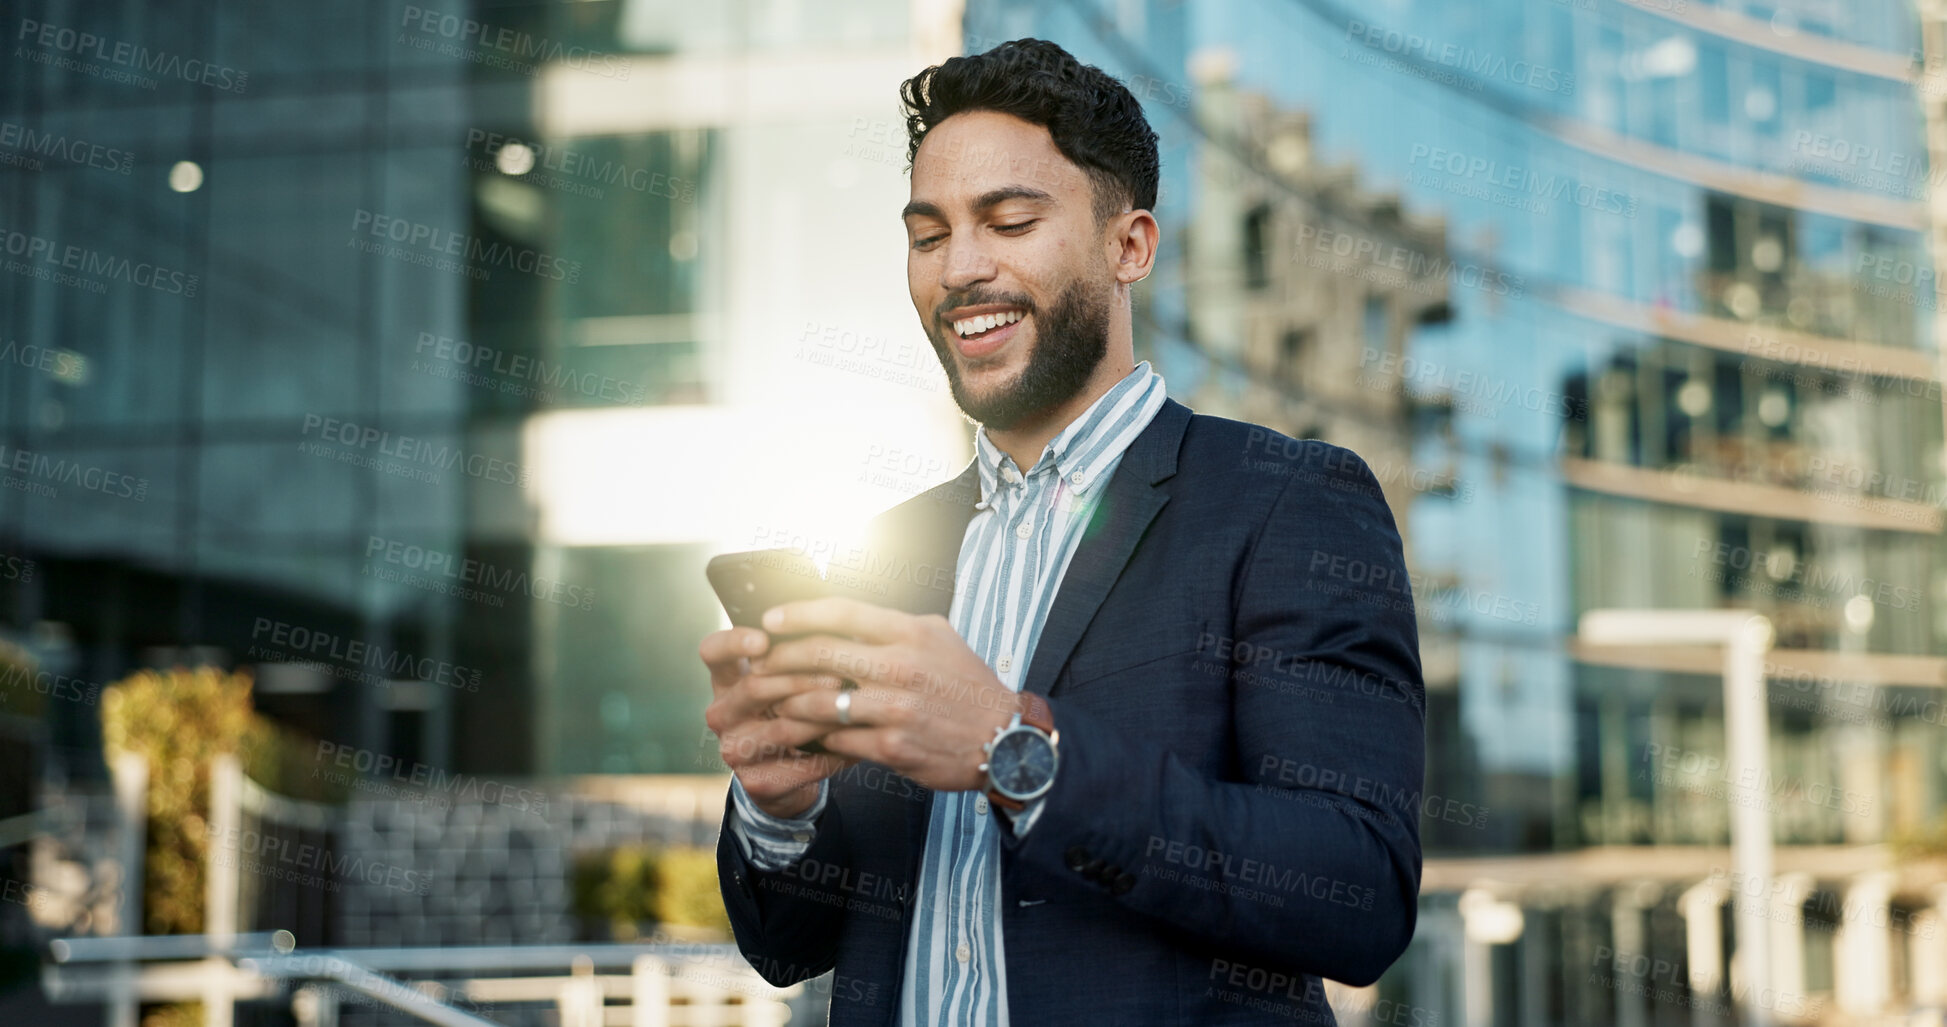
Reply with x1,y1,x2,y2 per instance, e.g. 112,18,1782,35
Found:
1015,522,1032,540
975,795,990,815
791,831,812,843
1070,470,1086,486
997,658,1010,673
956,942,971,963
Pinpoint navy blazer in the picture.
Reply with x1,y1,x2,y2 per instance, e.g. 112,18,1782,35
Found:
715,397,1426,1025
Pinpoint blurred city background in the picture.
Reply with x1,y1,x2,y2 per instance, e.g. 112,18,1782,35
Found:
2,0,1945,1024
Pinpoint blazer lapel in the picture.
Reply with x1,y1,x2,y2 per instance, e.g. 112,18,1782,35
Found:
1019,397,1191,699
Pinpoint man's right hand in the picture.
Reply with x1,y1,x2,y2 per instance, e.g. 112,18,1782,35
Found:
700,625,858,819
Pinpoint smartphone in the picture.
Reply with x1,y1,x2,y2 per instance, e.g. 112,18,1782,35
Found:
706,548,853,755
706,548,835,633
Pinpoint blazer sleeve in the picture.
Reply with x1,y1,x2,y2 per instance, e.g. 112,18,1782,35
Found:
715,785,852,987
997,445,1426,986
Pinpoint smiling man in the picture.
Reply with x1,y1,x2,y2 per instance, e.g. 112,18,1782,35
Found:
700,38,1426,1025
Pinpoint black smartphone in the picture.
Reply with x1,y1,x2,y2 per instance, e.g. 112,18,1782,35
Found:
706,548,851,755
706,548,834,632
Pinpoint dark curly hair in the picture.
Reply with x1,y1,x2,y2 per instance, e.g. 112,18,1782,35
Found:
899,38,1160,225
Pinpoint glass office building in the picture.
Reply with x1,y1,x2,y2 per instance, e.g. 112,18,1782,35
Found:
1,0,966,789
966,0,1947,1022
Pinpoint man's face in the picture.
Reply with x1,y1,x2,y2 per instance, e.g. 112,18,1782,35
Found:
903,110,1115,431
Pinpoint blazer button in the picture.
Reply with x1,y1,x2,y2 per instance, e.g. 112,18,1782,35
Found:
1111,872,1136,895
1064,846,1090,871
1080,858,1106,878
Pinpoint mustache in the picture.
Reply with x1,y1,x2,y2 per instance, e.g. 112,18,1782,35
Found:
936,291,1034,321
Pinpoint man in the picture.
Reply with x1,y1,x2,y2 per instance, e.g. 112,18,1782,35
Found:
700,38,1424,1026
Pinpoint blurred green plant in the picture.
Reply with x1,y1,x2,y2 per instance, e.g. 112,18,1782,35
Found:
99,666,323,937
1891,815,1947,861
140,1000,203,1027
571,845,730,940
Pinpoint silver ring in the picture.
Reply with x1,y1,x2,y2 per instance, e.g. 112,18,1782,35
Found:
835,689,853,726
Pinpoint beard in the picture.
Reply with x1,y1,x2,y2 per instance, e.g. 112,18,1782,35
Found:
927,276,1112,431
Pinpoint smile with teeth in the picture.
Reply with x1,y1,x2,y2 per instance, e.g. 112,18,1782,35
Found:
952,309,1025,338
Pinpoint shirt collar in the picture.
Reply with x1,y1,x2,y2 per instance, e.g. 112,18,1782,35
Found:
973,359,1166,508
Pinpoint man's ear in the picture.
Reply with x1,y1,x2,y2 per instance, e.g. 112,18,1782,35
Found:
1112,207,1159,286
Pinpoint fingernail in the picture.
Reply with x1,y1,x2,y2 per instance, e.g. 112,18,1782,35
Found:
745,634,765,654
762,607,783,630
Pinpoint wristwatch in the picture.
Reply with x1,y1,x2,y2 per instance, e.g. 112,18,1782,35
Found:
980,692,1059,811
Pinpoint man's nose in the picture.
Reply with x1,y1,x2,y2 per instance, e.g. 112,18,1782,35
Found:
939,237,996,293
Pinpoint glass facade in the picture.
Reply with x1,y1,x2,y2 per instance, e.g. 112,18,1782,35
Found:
969,0,1946,1020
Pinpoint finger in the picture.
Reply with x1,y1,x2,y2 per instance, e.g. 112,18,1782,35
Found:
718,716,837,769
700,628,770,690
772,683,926,730
724,672,843,725
764,597,909,647
757,634,900,688
812,725,893,766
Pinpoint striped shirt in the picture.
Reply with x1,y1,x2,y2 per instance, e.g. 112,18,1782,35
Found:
729,359,1169,1024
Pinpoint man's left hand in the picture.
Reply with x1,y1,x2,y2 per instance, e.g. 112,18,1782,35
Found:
755,597,1021,792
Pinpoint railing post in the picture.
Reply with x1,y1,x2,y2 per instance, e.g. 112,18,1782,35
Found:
632,954,670,1027
109,751,147,1027
204,754,242,1027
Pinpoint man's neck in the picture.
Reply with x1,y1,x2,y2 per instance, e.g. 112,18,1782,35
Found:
987,356,1136,474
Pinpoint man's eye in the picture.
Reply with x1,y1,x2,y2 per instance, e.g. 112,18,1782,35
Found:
912,234,945,250
996,220,1037,234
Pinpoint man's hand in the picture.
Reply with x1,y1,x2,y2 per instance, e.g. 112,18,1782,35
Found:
756,597,1021,792
699,625,858,818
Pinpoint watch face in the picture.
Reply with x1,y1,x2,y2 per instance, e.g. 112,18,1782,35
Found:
989,729,1056,799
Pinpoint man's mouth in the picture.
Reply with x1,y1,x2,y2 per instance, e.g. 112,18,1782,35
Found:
946,306,1027,358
